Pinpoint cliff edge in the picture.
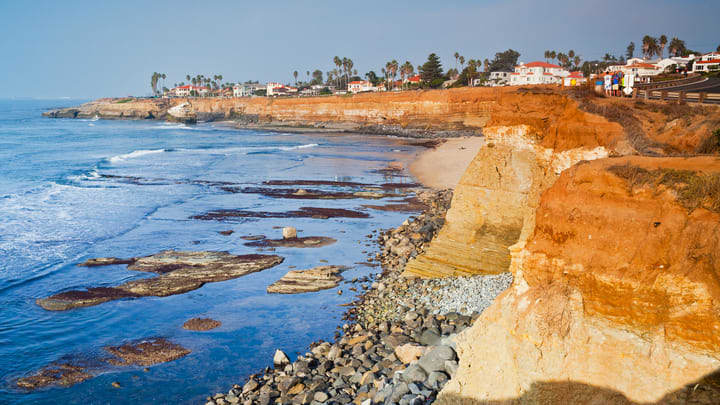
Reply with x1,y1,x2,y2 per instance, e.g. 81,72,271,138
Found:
436,156,720,404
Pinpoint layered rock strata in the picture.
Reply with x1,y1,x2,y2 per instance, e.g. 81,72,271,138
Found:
37,251,283,310
437,156,720,404
404,124,611,277
266,266,347,294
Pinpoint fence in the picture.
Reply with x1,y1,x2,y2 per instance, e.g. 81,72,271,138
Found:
635,89,720,104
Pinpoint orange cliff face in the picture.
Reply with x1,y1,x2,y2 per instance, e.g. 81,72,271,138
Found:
437,156,720,404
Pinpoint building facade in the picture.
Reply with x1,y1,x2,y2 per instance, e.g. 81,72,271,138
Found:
693,52,720,73
348,80,376,93
509,62,570,85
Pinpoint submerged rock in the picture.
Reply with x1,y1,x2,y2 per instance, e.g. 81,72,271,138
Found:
266,266,346,294
243,236,336,249
105,338,190,367
281,227,297,239
16,364,93,390
183,318,222,331
37,251,283,311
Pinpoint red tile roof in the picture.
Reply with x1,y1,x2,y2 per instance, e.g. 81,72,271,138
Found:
521,61,562,69
697,59,720,64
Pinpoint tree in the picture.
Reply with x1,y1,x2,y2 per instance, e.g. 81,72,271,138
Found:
659,35,668,59
293,70,298,85
717,44,720,52
454,52,460,70
466,59,479,86
385,60,398,90
642,35,659,59
312,69,323,85
544,50,550,62
365,71,381,86
573,56,581,69
549,50,556,63
400,61,414,89
150,72,159,95
487,49,520,73
483,59,489,73
419,53,444,87
668,37,686,57
626,42,635,60
458,56,465,71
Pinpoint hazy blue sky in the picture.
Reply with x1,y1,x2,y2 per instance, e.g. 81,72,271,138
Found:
1,0,718,98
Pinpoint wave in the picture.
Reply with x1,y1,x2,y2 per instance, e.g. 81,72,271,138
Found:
108,149,167,164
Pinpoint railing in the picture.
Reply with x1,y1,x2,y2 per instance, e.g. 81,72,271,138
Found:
635,89,720,104
636,75,705,90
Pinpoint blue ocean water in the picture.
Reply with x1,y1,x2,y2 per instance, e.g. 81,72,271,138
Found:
0,99,421,404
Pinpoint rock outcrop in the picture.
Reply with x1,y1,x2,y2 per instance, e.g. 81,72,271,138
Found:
266,265,346,294
436,156,720,404
404,123,613,278
37,251,283,310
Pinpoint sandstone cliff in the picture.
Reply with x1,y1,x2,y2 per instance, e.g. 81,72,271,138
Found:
436,156,720,404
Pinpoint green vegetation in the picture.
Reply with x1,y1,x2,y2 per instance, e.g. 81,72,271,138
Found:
419,53,444,87
609,164,720,213
115,98,134,104
488,49,520,73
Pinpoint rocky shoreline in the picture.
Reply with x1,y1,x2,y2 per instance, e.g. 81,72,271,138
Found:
205,189,513,405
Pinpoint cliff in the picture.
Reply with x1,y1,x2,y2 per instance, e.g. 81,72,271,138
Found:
436,156,720,404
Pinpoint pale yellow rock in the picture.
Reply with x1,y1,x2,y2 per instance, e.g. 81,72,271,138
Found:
395,344,427,364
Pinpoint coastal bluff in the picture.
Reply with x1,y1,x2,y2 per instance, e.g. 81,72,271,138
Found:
437,156,720,404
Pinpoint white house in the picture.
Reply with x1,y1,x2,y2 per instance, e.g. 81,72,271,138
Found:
608,61,662,77
266,82,297,96
233,84,253,97
693,52,720,73
486,71,511,86
170,85,209,97
562,71,587,86
509,62,570,85
348,80,376,93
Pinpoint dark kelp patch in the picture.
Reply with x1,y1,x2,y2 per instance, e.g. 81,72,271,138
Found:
105,338,191,367
362,197,428,212
16,364,93,390
182,318,222,331
244,236,336,248
193,207,370,221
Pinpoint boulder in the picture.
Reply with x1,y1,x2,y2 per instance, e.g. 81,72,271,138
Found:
282,227,297,239
273,350,290,368
394,344,427,364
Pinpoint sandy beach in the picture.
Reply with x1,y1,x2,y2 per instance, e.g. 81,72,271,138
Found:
409,137,485,189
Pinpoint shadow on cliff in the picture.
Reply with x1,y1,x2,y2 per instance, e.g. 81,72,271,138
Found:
438,368,720,404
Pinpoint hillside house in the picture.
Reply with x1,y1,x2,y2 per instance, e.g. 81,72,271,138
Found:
509,62,570,85
348,80,376,93
693,52,720,73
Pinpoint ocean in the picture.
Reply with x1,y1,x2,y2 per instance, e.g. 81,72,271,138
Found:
0,99,421,404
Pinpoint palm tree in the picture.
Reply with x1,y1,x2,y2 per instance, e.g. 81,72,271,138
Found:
400,61,414,89
669,37,686,57
483,59,489,73
658,35,668,59
459,56,465,71
573,56,581,69
544,50,551,62
642,35,658,59
186,75,191,83
306,70,310,84
293,70,298,85
454,52,460,70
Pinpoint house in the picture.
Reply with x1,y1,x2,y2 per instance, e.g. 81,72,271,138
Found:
562,71,587,86
486,71,511,86
233,84,253,97
612,62,662,77
170,85,210,97
348,80,376,93
404,74,421,85
692,52,720,73
210,87,233,98
509,62,570,85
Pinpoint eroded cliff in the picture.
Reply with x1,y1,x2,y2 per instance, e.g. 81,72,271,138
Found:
436,156,720,404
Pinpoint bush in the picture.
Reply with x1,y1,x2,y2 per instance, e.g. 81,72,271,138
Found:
697,129,720,154
609,164,720,213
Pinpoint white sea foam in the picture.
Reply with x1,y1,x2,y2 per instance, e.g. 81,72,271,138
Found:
108,149,166,164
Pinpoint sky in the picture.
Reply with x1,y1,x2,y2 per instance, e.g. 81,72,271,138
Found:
1,0,718,99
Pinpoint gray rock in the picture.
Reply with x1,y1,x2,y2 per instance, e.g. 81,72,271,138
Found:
327,345,341,361
427,371,449,390
444,360,459,377
401,364,427,383
408,382,422,394
242,379,259,393
389,382,410,403
419,329,441,346
418,345,456,373
313,391,329,402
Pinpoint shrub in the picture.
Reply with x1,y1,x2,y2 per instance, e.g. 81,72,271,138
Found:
609,164,720,213
696,128,720,154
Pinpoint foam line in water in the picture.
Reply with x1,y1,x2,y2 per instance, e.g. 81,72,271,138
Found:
108,149,167,163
